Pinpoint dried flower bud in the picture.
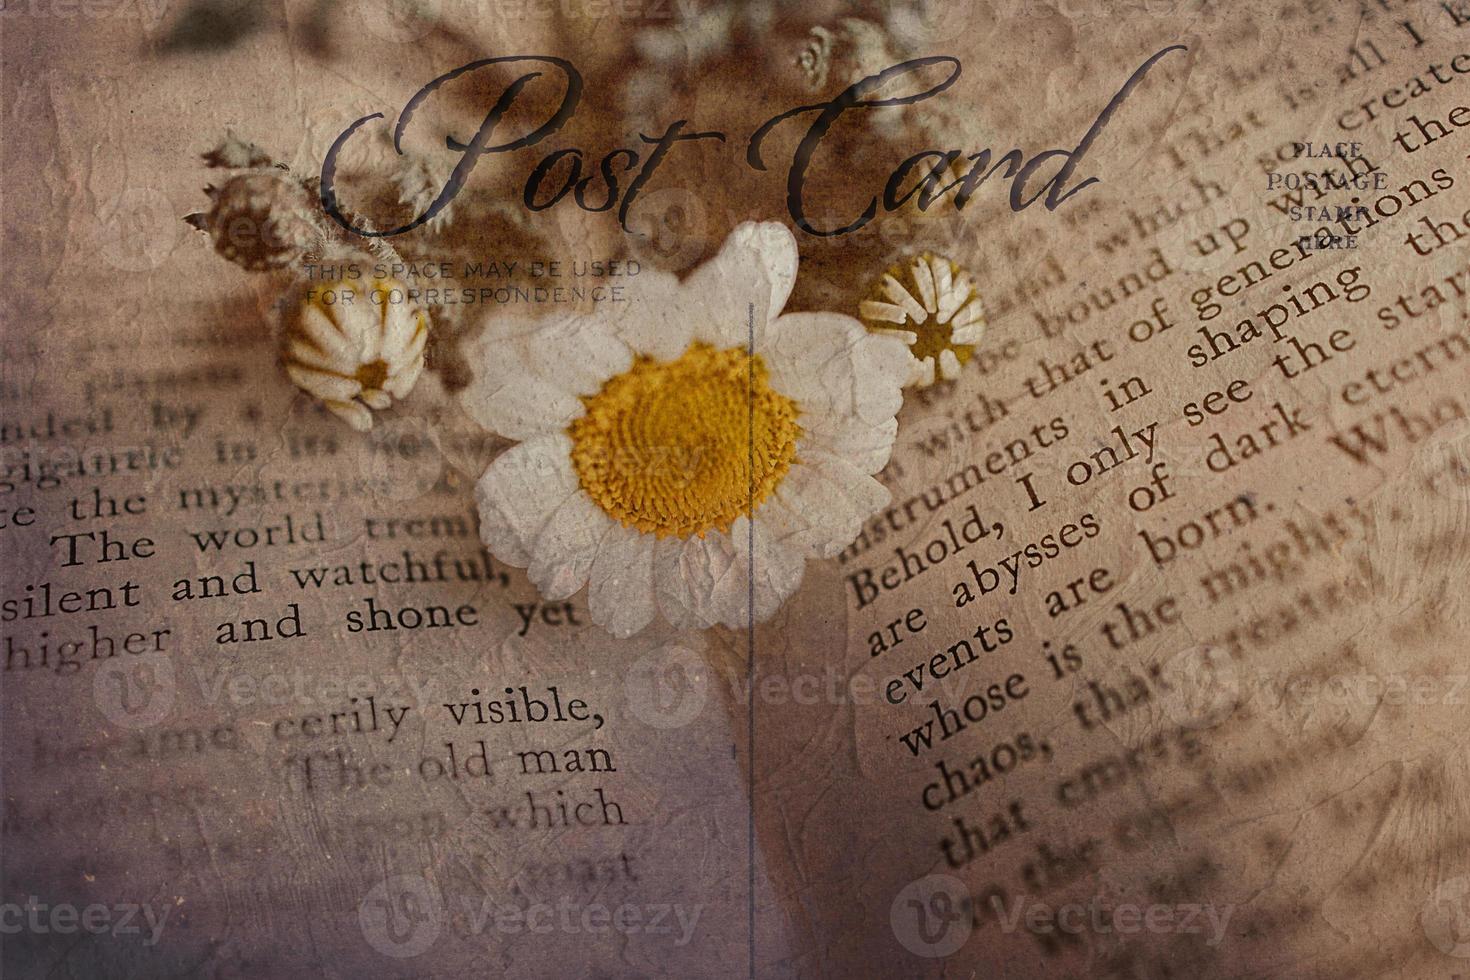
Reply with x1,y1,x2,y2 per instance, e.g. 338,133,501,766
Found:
197,172,323,272
202,135,272,170
860,252,987,387
796,26,833,90
281,276,429,431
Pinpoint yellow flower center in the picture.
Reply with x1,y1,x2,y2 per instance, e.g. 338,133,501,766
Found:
866,253,975,366
568,343,802,538
355,360,389,390
908,320,975,368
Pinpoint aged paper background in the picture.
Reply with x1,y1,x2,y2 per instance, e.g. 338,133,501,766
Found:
4,1,1470,977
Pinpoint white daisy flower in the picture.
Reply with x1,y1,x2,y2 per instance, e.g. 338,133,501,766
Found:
281,274,429,431
461,222,911,638
859,251,987,387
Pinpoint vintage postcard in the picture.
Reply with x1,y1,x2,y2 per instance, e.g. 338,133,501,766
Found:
3,1,1470,976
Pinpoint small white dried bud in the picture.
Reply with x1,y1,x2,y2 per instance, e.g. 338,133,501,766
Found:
281,275,429,431
202,135,272,170
797,27,834,91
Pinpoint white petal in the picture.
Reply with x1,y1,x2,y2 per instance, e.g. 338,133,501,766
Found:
653,535,727,630
773,451,889,559
931,257,957,319
286,362,360,403
462,310,634,439
750,491,831,563
686,531,747,627
764,311,863,406
736,516,805,624
384,350,426,399
606,267,697,361
940,348,962,380
870,327,919,345
527,492,616,601
937,284,970,326
881,274,926,324
474,435,579,567
385,315,429,374
382,303,423,357
646,519,798,630
467,373,583,441
950,321,986,345
765,314,908,429
685,222,799,352
587,525,658,638
703,528,759,628
808,450,890,516
913,256,938,314
352,300,385,363
798,415,898,475
285,335,349,374
325,399,373,431
951,297,986,327
460,325,587,439
516,315,632,397
851,331,916,418
859,300,910,325
297,305,360,362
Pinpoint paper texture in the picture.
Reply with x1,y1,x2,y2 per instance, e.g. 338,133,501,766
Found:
3,2,1470,977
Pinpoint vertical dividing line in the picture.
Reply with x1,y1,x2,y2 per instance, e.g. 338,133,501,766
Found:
746,300,757,980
